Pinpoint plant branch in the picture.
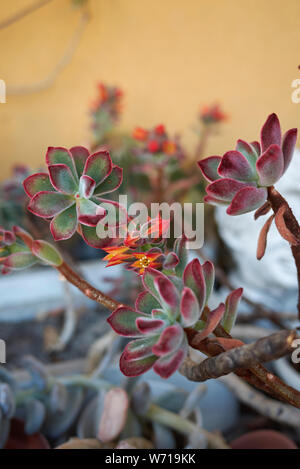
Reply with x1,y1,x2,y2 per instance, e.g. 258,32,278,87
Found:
180,330,296,382
267,186,300,319
0,0,53,31
7,10,90,95
219,373,300,430
56,261,122,311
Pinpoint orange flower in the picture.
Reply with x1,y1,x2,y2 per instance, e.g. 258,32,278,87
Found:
133,127,148,141
130,252,162,275
162,140,177,155
102,246,131,267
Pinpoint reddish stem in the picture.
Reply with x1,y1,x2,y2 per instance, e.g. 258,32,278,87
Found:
267,186,300,318
56,261,122,311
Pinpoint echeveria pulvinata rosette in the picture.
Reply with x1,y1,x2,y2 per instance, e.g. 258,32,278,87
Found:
23,146,123,248
198,113,297,215
0,225,62,274
107,258,243,378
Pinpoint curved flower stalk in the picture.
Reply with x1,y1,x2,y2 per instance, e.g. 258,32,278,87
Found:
23,147,124,248
198,113,297,215
107,256,243,379
91,83,123,143
0,225,62,274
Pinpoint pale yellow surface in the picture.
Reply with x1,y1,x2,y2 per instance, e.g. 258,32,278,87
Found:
0,0,300,179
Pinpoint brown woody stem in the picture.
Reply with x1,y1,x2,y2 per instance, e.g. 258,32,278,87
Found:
181,330,296,382
56,261,122,311
186,323,300,408
267,186,300,318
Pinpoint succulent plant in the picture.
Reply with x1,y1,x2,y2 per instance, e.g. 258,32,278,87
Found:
23,147,123,247
107,255,243,378
198,113,297,215
0,225,62,274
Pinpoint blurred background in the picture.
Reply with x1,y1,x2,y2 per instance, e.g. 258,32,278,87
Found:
1,0,300,179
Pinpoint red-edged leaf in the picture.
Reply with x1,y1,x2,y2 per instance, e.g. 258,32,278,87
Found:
31,240,63,266
48,164,77,194
136,317,165,335
135,291,160,315
152,325,184,356
222,288,243,333
83,151,112,186
260,113,281,152
256,214,275,260
69,146,90,177
50,205,77,241
195,303,225,342
226,187,267,216
46,147,77,180
180,287,199,327
94,165,123,195
198,156,221,182
80,224,116,249
120,352,157,377
154,275,180,312
206,178,249,202
23,172,53,198
275,206,299,245
202,260,215,304
79,175,96,199
93,198,128,227
235,140,258,168
77,199,106,227
0,228,16,246
98,388,129,443
282,128,297,173
4,252,37,270
123,336,159,360
256,144,284,186
254,201,271,220
218,151,256,181
142,268,168,301
183,259,206,311
206,337,244,352
28,191,74,218
250,141,261,157
163,252,179,270
12,226,33,248
153,348,186,379
107,307,148,337
203,195,228,206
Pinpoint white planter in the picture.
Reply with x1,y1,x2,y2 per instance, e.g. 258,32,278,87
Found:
0,260,122,322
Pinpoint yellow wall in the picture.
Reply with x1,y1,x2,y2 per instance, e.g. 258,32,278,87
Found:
1,0,300,179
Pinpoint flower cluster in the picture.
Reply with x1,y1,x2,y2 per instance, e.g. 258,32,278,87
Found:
0,225,62,274
198,114,298,215
91,83,123,140
103,215,172,275
132,124,184,163
199,104,227,125
108,252,243,378
23,147,124,248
